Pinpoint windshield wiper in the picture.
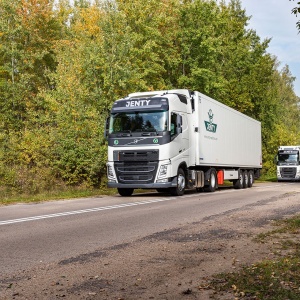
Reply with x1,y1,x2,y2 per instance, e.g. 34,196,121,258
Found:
115,130,132,137
142,129,158,136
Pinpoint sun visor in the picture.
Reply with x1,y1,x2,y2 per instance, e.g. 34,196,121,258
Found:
111,97,169,112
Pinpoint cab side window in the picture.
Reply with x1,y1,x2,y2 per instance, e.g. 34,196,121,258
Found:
171,113,177,137
171,112,183,140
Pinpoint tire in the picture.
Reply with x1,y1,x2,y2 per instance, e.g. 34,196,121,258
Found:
248,170,254,187
243,170,248,189
170,168,186,196
156,188,168,194
118,188,134,197
233,169,243,189
204,169,217,192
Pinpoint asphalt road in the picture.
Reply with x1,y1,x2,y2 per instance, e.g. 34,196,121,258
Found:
0,182,298,277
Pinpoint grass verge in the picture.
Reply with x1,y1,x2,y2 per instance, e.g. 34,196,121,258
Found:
0,187,118,206
0,187,156,206
210,215,300,299
0,175,277,206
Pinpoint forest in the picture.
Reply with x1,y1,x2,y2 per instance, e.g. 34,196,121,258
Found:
0,0,299,196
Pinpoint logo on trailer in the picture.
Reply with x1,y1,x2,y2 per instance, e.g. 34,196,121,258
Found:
204,109,217,133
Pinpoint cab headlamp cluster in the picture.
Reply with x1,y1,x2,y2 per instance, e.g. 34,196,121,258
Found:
107,165,116,182
156,164,169,183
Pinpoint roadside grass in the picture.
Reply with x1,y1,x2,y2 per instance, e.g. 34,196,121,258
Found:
0,174,277,206
257,174,277,182
0,187,156,206
0,187,118,206
210,215,300,299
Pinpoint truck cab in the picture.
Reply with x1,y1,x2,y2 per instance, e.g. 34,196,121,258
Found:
276,146,300,181
105,89,194,196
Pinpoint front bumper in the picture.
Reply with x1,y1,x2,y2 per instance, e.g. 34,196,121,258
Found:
277,177,300,182
107,177,177,189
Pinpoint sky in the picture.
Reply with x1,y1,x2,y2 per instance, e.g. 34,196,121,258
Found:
239,0,300,97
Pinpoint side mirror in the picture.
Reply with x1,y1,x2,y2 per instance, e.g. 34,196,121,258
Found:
274,155,278,165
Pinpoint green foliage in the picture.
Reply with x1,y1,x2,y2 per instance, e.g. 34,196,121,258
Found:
214,257,300,299
291,0,300,32
0,0,299,195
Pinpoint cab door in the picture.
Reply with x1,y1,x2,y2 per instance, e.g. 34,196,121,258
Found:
170,112,189,160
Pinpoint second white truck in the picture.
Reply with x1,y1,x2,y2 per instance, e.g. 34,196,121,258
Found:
106,89,262,196
276,145,300,181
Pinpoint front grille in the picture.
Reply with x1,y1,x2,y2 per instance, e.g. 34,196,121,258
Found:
120,165,153,172
280,167,297,179
115,162,158,184
114,150,159,184
114,150,159,162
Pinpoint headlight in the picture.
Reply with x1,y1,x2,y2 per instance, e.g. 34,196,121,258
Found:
107,165,116,182
158,164,168,178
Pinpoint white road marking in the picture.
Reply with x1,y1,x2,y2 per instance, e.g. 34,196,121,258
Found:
0,197,179,225
0,183,295,226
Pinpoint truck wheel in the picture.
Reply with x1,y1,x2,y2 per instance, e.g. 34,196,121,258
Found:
118,188,134,197
156,188,168,194
170,168,185,196
243,170,248,188
248,170,254,187
204,169,217,192
233,170,243,189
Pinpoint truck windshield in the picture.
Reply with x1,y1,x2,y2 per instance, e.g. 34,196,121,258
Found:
278,152,299,163
109,111,168,134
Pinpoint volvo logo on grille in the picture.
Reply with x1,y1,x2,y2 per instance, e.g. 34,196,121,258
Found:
127,138,144,145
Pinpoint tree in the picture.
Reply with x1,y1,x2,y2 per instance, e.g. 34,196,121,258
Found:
115,0,182,90
177,0,299,175
290,0,300,32
0,0,63,193
1,0,299,195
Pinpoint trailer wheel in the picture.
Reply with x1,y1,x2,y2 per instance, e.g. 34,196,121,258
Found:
204,169,217,192
170,168,185,196
118,188,134,197
233,170,243,189
243,170,248,188
248,170,254,187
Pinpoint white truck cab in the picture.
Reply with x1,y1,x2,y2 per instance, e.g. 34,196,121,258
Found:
276,146,300,181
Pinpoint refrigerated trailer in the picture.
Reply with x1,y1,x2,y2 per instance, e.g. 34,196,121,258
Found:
105,89,262,196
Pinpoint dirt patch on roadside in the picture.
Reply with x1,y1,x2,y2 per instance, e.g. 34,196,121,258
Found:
2,192,300,300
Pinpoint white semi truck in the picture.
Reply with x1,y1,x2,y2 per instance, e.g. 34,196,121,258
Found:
105,89,262,196
276,145,300,181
